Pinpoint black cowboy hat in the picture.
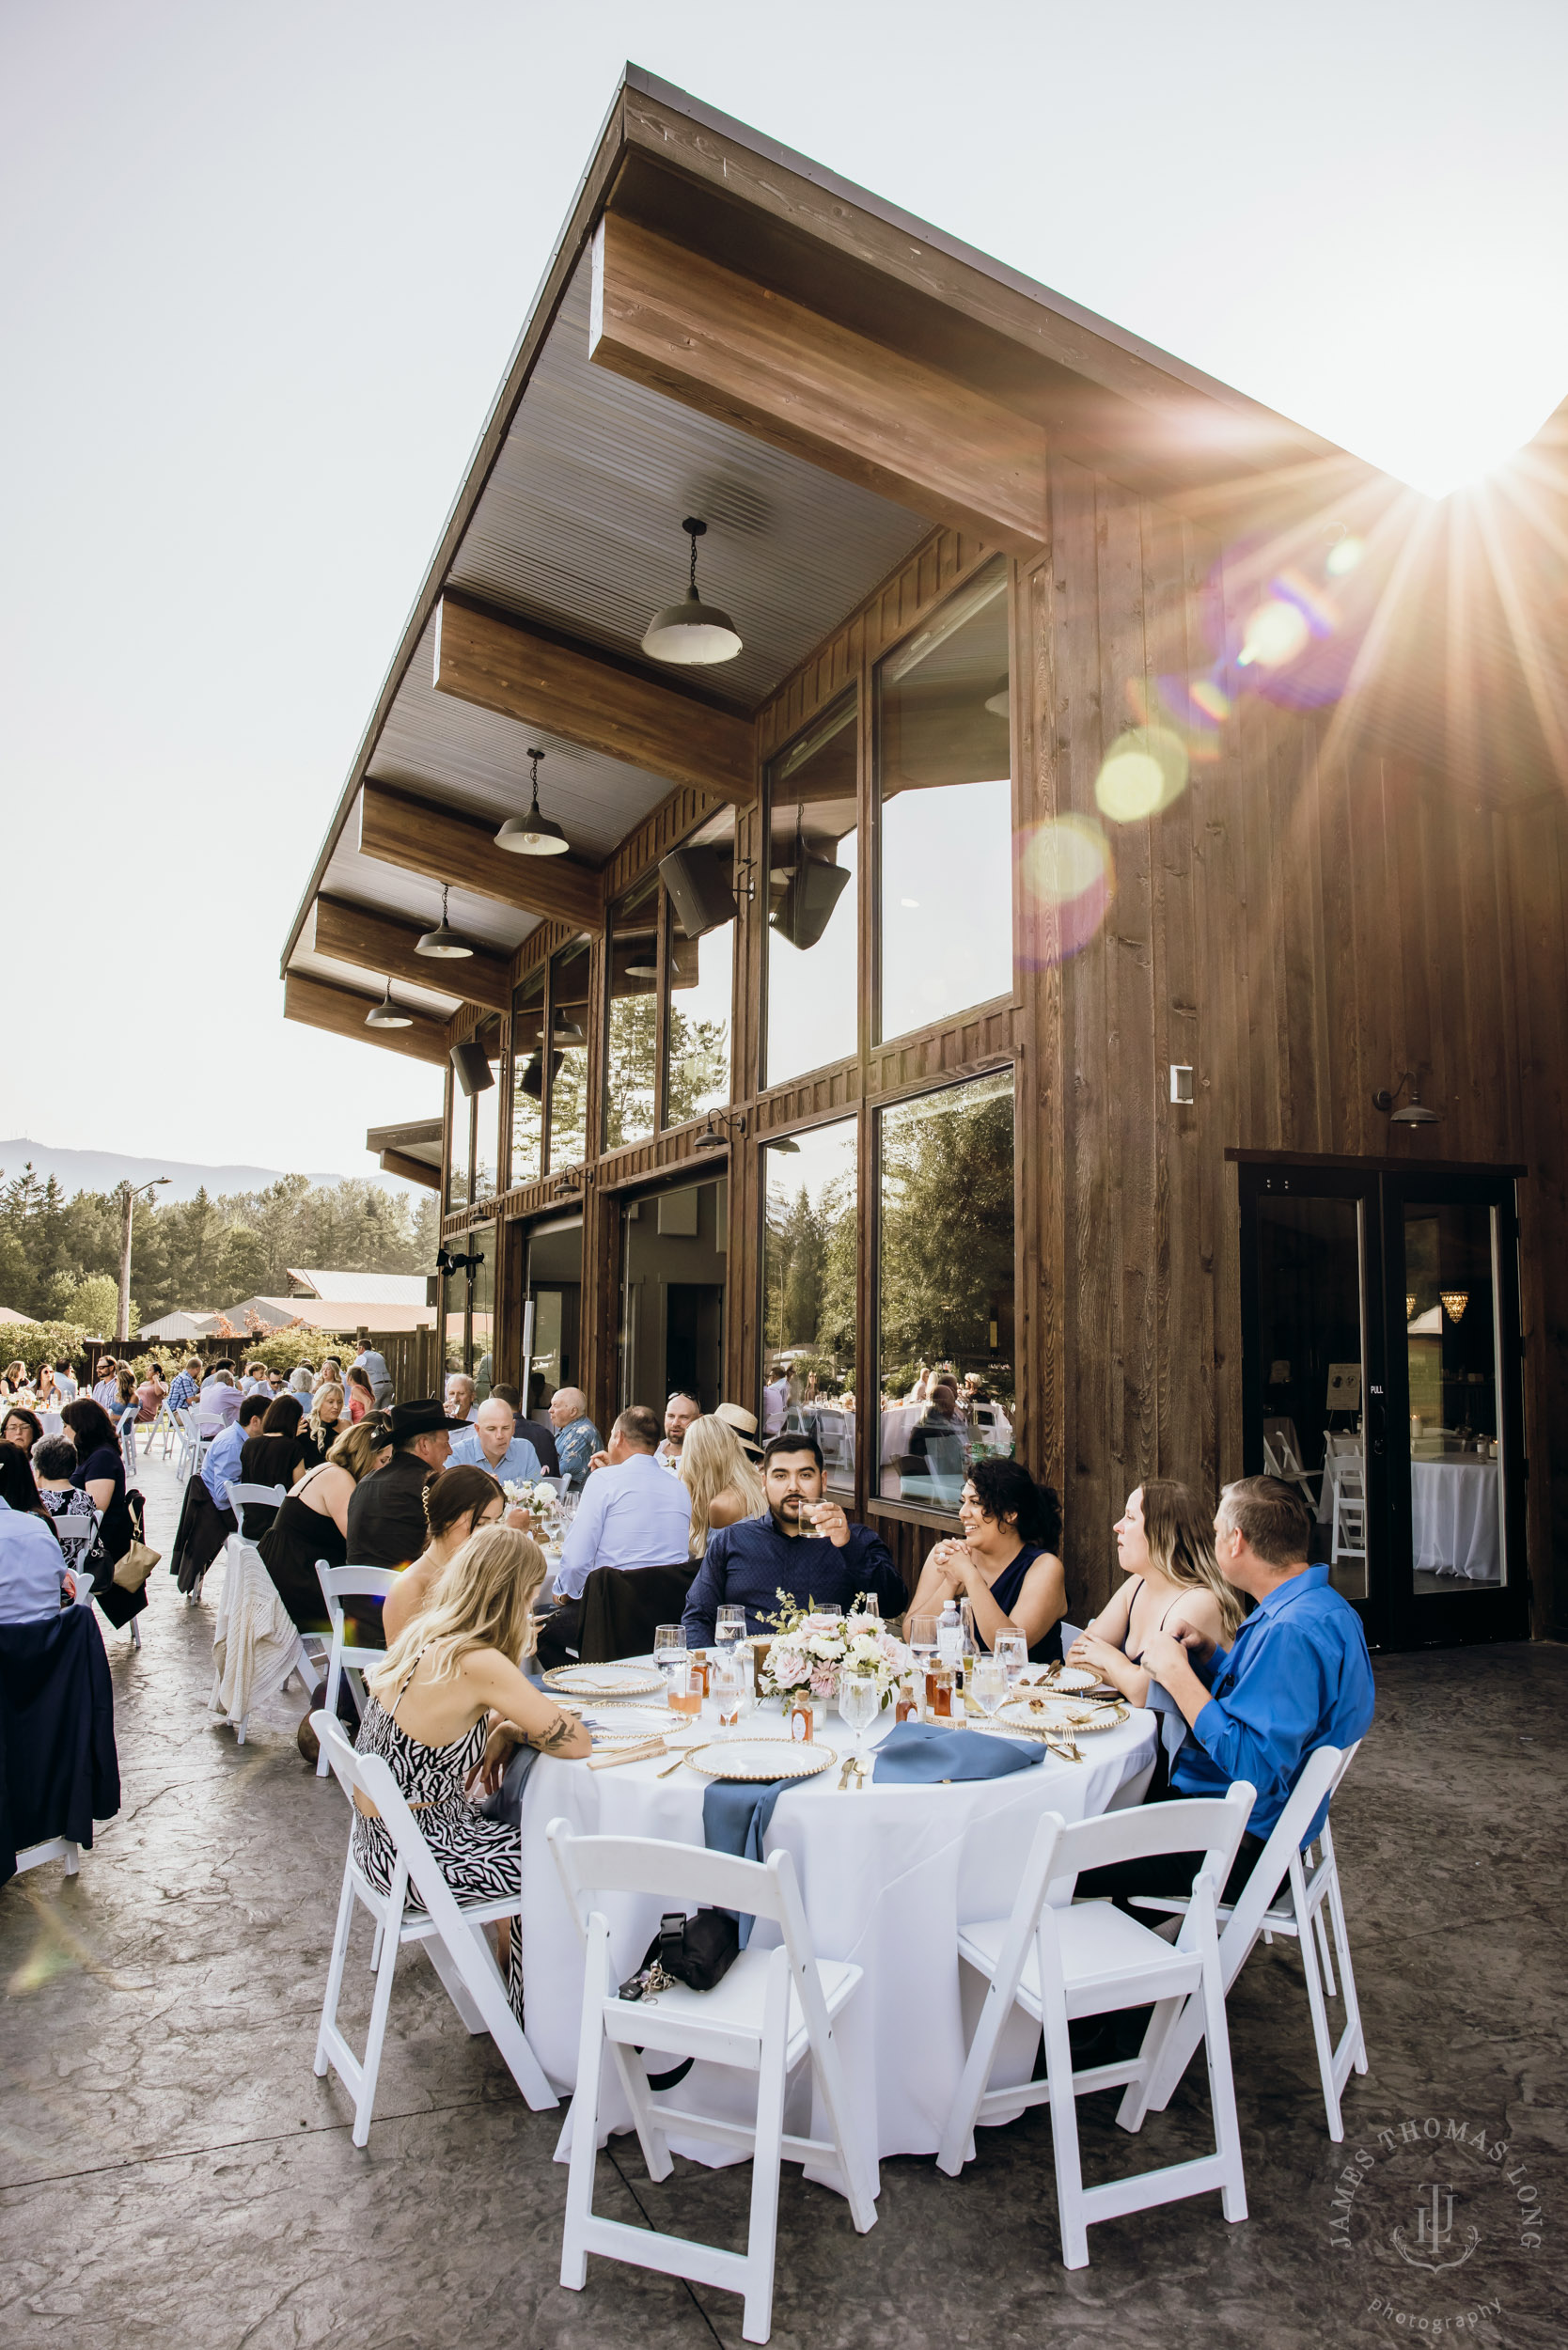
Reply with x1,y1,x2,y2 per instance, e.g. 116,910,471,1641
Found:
387,1395,470,1441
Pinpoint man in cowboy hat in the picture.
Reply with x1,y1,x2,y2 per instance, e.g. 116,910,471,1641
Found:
345,1396,469,1575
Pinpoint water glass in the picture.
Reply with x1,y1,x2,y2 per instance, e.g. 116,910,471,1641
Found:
653,1622,686,1697
839,1669,880,1759
714,1605,746,1657
711,1653,745,1727
853,1592,880,1622
994,1625,1028,1686
969,1654,1008,1719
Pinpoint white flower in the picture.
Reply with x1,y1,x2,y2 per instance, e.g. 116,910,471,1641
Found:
807,1632,843,1661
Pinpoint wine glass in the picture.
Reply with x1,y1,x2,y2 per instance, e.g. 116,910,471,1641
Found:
969,1653,1008,1722
994,1625,1028,1688
711,1652,745,1729
839,1668,880,1765
714,1604,746,1659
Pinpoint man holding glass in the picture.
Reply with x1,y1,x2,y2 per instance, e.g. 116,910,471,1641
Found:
682,1434,906,1642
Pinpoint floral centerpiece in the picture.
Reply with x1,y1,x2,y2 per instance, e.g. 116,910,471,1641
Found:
757,1590,912,1716
502,1478,562,1540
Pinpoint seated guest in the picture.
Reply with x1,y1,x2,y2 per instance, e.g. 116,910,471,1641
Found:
134,1365,166,1422
113,1367,137,1426
446,1371,478,1422
60,1397,125,1520
307,1380,345,1455
196,1368,243,1430
714,1401,764,1464
201,1390,271,1514
1067,1480,1243,1710
553,1407,692,1606
679,1414,765,1559
656,1388,701,1470
235,1394,318,1535
1076,1476,1375,1907
356,1528,590,2012
492,1382,559,1476
1,1360,27,1398
683,1433,906,1643
36,1364,59,1410
257,1418,395,1761
903,1460,1068,1664
33,1434,93,1584
547,1386,598,1487
382,1464,507,1646
0,1449,74,1618
345,1396,466,1570
288,1362,316,1395
3,1404,44,1455
448,1395,541,1490
91,1360,122,1413
166,1357,201,1417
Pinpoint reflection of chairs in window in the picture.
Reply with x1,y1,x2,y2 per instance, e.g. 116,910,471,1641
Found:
812,1407,851,1473
1320,1436,1363,1524
1330,1465,1367,1573
1262,1419,1321,1511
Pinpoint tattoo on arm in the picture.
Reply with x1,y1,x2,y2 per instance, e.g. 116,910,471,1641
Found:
531,1709,579,1754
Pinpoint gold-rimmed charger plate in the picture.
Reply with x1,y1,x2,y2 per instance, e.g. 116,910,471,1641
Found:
995,1694,1128,1736
684,1737,837,1783
543,1662,664,1700
1016,1664,1100,1694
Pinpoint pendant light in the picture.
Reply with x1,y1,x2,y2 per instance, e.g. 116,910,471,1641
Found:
365,977,412,1029
642,518,743,666
495,748,569,855
415,884,474,959
552,1008,587,1048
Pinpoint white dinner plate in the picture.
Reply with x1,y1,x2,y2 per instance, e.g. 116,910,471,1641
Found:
583,1706,677,1740
1016,1665,1099,1694
543,1663,665,1700
685,1738,837,1783
995,1693,1127,1735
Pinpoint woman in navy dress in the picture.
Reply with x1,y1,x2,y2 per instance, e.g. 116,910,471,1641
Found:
905,1457,1068,1663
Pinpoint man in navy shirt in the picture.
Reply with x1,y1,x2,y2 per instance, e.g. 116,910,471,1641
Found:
1079,1474,1374,1904
683,1434,906,1642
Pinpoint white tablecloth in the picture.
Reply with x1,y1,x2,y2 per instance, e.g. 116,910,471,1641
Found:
519,1698,1156,2173
1411,1459,1501,1580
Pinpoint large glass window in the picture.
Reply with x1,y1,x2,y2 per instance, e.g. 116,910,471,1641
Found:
665,807,736,1128
877,557,1013,1040
469,1227,494,1402
470,1016,503,1203
1404,1202,1505,1597
510,968,545,1187
445,1069,469,1212
761,1120,857,1496
764,691,858,1087
605,874,659,1151
619,1178,729,1414
547,938,591,1171
876,1069,1015,1510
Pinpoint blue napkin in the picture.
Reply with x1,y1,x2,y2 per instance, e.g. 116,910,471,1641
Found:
870,1721,1044,1783
702,1778,793,1947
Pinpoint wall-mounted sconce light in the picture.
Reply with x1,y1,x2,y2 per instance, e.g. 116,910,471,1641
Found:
1440,1290,1469,1324
694,1108,746,1153
1373,1072,1440,1125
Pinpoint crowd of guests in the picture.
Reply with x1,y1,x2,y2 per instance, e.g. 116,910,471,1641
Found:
0,1338,1375,2045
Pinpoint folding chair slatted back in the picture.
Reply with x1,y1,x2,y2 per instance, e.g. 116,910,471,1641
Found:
312,1564,401,1776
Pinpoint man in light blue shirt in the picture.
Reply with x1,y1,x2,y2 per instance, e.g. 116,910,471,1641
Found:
549,1387,601,1489
202,1393,270,1512
448,1396,541,1489
0,1496,76,1621
552,1406,692,1603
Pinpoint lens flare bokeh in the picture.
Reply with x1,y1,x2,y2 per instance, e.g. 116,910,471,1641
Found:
1095,724,1190,822
1016,815,1114,965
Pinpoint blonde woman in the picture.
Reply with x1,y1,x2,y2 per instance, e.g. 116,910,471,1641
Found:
1068,1480,1244,1710
679,1413,765,1557
307,1381,345,1456
354,1526,590,2017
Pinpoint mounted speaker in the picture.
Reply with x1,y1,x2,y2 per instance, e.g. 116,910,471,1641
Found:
660,844,736,940
771,853,851,951
450,1039,495,1097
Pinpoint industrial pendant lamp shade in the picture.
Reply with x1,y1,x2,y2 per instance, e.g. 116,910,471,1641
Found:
495,748,570,854
365,978,412,1029
1373,1071,1441,1126
642,518,743,666
415,884,474,958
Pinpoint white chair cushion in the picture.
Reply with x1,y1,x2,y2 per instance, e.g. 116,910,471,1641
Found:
959,1901,1200,2021
604,1949,861,2073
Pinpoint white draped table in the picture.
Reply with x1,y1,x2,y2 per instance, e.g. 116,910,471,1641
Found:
519,1698,1156,2177
1411,1458,1501,1581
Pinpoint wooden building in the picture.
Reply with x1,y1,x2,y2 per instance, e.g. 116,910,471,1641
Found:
280,69,1568,1651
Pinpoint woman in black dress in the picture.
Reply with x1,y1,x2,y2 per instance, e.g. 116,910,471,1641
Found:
237,1394,319,1536
905,1457,1069,1664
258,1416,391,1634
59,1395,146,1630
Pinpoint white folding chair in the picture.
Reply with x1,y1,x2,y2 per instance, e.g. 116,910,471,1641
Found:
548,1819,877,2345
1121,1742,1367,2141
1262,1418,1322,1510
55,1516,100,1604
118,1407,140,1478
225,1480,285,1543
936,1784,1256,2270
310,1711,557,2146
1331,1466,1368,1574
146,1399,179,1457
312,1564,400,1777
172,1404,206,1481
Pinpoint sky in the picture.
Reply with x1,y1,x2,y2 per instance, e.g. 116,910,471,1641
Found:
3,1,1565,1179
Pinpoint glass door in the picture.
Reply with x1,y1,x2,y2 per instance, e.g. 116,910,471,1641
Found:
1382,1172,1527,1648
1240,1161,1528,1650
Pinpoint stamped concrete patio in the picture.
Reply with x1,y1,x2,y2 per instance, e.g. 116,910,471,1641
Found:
1,1449,1562,2350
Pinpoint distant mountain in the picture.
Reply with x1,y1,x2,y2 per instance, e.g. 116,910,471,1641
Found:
0,1139,381,1205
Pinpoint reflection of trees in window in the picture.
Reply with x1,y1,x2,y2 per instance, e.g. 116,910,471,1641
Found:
878,1073,1014,1411
510,970,545,1184
605,880,658,1151
666,1005,729,1128
762,1126,856,1392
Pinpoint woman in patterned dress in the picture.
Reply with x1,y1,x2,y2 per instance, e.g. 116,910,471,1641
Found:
353,1525,589,2018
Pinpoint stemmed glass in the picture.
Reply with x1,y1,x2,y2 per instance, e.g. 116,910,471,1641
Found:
654,1622,686,1703
969,1653,1008,1724
839,1669,880,1771
714,1605,746,1661
993,1624,1028,1688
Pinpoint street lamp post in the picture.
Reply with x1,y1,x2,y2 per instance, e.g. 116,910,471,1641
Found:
117,1177,171,1344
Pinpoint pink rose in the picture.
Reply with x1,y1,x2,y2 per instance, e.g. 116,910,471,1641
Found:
771,1647,808,1688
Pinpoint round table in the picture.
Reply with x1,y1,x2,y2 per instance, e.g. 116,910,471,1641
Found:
520,1691,1157,2178
1410,1457,1501,1580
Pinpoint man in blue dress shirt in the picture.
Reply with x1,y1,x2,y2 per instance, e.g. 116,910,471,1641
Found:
202,1392,270,1511
447,1396,541,1489
683,1433,906,1642
1079,1475,1374,1904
